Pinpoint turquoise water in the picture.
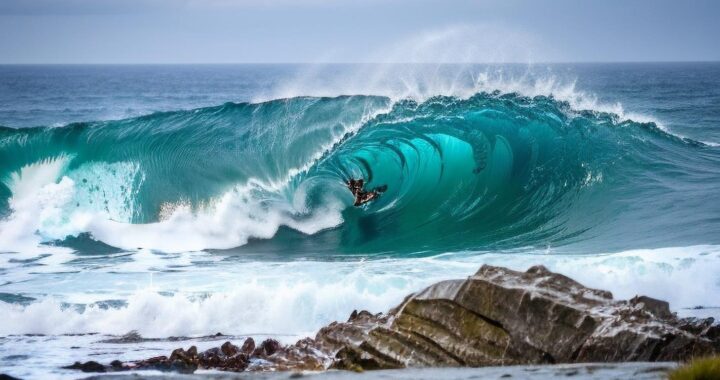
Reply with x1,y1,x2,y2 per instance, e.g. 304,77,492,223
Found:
1,63,719,378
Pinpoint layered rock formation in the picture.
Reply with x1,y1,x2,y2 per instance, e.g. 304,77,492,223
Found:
65,265,719,374
320,265,719,370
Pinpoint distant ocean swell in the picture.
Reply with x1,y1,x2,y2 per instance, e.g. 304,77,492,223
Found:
0,92,718,254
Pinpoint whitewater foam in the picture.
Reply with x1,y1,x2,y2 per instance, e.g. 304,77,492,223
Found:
87,182,345,252
0,157,74,255
0,158,143,256
1,245,718,338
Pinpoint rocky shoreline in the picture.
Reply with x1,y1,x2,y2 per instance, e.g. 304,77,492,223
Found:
65,265,720,375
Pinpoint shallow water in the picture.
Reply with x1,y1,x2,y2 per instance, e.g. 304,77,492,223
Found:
77,363,677,380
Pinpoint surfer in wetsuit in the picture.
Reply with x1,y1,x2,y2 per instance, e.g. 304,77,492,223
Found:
346,178,385,206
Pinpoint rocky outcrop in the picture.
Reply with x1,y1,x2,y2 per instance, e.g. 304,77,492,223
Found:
318,265,718,370
65,265,719,374
65,337,329,373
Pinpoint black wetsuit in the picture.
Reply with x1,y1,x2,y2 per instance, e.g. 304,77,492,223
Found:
347,179,383,206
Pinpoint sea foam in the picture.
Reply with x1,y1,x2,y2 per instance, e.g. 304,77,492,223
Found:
1,245,717,338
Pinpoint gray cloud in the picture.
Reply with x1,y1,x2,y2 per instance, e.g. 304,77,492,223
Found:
1,0,718,63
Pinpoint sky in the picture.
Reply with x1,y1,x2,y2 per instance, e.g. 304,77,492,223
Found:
1,0,718,64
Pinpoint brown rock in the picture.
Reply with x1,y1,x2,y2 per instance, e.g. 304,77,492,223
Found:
62,361,106,373
221,341,239,356
629,295,673,320
253,338,282,357
314,264,719,370
240,337,256,355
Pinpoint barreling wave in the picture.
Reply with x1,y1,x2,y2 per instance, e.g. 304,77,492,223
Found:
1,92,718,254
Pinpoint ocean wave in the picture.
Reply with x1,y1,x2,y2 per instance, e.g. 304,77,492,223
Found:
1,91,719,254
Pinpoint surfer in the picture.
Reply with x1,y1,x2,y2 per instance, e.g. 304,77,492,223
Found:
346,178,386,206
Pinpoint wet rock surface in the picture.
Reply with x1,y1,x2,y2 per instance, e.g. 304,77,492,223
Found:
65,265,719,374
63,360,107,373
65,337,329,374
0,374,23,380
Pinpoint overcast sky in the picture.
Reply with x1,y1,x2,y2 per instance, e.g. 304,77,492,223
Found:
1,0,718,64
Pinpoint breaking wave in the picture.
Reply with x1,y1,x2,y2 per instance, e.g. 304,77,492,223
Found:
1,91,719,254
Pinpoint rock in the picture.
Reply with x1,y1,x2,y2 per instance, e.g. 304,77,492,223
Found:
253,338,282,357
163,345,200,373
62,361,106,372
221,341,239,356
109,360,125,370
128,351,197,374
64,264,719,374
240,337,255,355
249,337,329,372
314,264,719,370
629,295,673,320
99,331,145,344
348,309,377,322
128,342,250,373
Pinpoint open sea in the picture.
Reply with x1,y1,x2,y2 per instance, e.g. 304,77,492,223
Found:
1,63,719,378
